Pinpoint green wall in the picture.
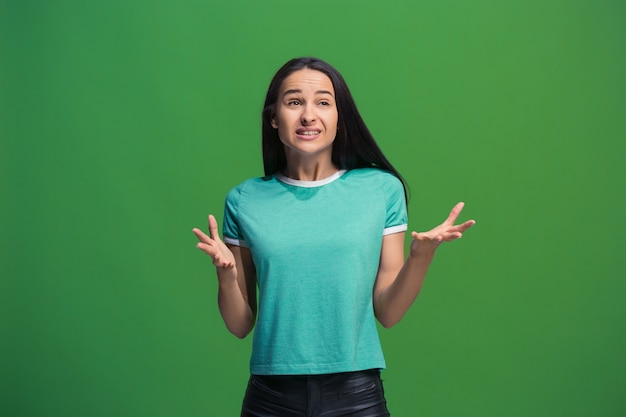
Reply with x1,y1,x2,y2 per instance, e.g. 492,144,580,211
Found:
2,1,625,416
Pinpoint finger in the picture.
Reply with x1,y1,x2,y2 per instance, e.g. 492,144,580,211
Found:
457,219,476,232
208,251,235,269
444,219,476,234
196,241,217,257
442,232,463,241
208,214,220,241
411,231,443,243
215,257,235,269
192,227,211,243
443,202,465,226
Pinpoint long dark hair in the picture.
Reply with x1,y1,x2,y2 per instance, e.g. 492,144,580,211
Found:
261,57,407,199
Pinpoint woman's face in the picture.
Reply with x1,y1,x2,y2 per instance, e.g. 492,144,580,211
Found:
271,68,338,165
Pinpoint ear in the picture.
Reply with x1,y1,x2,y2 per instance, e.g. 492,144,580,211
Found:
271,115,278,129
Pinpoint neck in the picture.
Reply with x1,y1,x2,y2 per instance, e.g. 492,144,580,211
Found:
282,157,338,181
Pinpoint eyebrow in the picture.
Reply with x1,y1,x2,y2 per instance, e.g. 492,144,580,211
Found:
282,89,334,97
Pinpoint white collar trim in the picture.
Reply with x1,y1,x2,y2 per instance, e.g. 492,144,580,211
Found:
275,170,347,188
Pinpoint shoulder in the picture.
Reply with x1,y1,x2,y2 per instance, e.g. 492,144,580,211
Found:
226,175,276,200
346,169,406,211
344,167,403,189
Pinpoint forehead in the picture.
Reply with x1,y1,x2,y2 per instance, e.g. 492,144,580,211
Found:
279,68,334,95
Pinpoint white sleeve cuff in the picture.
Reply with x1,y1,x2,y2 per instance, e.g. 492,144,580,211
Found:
223,237,248,247
383,224,408,236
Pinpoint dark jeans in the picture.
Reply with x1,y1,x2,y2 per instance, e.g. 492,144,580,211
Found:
241,369,390,417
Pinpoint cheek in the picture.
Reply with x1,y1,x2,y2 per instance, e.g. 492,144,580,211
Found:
276,124,291,143
321,108,338,126
328,113,339,135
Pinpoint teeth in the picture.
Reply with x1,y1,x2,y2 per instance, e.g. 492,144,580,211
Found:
300,131,320,135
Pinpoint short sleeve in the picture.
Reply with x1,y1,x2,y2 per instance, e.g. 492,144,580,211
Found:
382,174,408,236
222,185,248,247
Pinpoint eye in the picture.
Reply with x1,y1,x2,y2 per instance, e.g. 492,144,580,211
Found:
287,99,301,106
319,100,330,106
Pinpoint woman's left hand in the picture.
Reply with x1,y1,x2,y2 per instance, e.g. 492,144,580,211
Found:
410,202,476,257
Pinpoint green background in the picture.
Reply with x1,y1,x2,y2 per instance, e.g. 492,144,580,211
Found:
2,0,625,416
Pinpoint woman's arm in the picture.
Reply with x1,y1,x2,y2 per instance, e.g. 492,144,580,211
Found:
193,215,257,339
373,202,475,328
217,244,257,338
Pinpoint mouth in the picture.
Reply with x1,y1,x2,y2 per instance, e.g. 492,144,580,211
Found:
296,129,322,136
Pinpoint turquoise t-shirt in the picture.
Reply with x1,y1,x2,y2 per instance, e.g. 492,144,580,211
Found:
222,168,408,375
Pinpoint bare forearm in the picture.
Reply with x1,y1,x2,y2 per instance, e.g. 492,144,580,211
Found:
373,203,476,328
375,251,435,328
193,219,257,339
216,268,255,338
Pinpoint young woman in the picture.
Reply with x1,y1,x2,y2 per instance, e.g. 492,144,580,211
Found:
193,57,475,417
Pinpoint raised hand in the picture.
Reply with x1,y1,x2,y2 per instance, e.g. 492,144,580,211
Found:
410,202,476,256
192,214,236,269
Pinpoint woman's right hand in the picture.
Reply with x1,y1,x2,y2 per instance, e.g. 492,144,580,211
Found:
192,214,236,270
193,216,256,338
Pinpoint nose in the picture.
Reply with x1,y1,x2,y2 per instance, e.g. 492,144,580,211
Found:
301,105,316,124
